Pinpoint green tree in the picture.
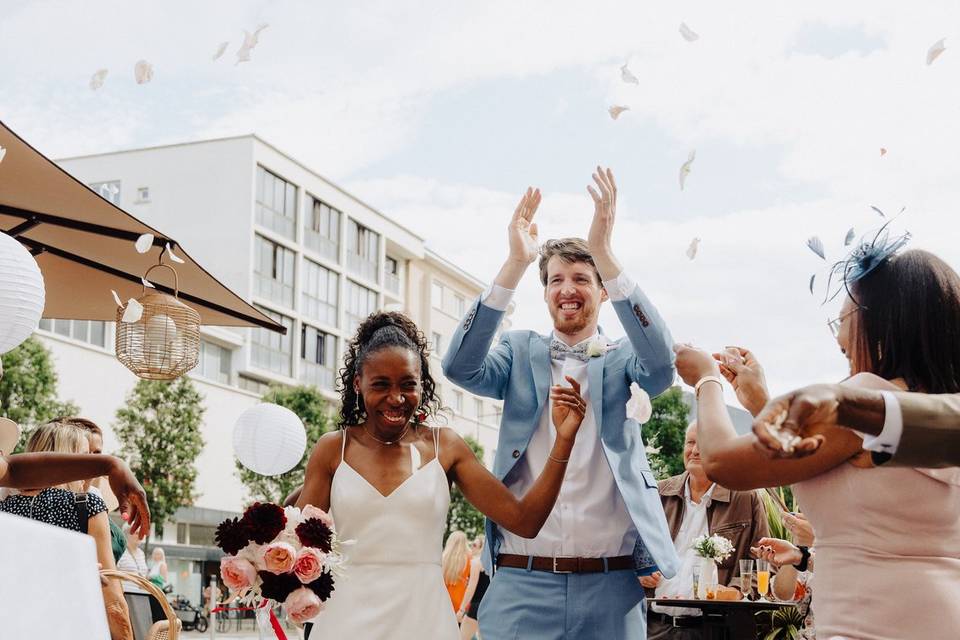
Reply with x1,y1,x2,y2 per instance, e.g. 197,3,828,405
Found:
445,435,486,541
2,337,79,452
114,377,205,534
235,385,333,504
642,386,690,479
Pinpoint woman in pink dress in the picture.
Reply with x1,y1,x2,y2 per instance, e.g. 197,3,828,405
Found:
673,239,960,640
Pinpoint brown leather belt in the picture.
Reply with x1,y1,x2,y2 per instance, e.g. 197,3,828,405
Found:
496,553,634,574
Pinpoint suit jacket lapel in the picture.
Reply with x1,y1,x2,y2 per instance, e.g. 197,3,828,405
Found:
530,335,551,411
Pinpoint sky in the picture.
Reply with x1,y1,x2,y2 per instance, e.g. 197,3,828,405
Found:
3,1,960,399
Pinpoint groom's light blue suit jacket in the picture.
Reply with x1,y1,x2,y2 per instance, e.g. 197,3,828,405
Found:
441,283,681,580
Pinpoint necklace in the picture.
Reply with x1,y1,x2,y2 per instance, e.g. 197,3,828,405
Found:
361,421,412,446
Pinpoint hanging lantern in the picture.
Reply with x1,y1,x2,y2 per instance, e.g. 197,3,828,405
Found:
233,403,307,476
0,231,45,354
115,264,200,380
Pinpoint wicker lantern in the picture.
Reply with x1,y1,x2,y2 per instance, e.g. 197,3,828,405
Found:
115,264,200,380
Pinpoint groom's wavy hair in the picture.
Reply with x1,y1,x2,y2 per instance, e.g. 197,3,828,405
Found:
337,311,444,427
538,238,601,286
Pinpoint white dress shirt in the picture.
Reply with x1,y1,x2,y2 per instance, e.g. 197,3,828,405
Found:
651,480,716,617
857,391,904,455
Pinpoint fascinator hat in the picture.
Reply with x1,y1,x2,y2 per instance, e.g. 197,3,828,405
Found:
823,217,911,305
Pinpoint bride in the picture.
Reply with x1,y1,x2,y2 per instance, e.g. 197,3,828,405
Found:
297,311,586,639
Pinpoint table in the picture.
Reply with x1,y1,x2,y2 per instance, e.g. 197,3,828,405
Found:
649,597,798,640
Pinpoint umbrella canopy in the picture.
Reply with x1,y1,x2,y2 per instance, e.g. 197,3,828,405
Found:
0,120,284,334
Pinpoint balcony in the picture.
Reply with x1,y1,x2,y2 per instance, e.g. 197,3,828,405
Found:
304,231,339,263
347,252,379,284
300,360,336,391
384,271,401,296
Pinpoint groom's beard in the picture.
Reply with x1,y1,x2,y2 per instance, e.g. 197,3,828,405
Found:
549,300,597,336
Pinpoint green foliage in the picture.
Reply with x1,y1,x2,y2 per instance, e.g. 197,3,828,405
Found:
2,337,79,452
234,385,333,504
114,378,205,534
757,606,806,640
642,387,690,479
761,487,798,544
445,435,486,541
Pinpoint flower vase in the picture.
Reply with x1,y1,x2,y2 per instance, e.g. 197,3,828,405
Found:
697,557,719,599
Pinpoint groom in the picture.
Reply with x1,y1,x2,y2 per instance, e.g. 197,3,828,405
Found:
443,168,679,639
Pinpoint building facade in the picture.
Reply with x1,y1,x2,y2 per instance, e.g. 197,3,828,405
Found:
40,136,503,602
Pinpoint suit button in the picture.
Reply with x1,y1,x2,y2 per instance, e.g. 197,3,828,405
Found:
512,449,520,458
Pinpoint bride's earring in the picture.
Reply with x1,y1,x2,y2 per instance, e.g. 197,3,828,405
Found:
355,390,363,416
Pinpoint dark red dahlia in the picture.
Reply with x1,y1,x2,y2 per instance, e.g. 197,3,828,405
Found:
306,571,336,602
242,502,287,544
295,518,333,552
214,517,250,555
257,570,301,603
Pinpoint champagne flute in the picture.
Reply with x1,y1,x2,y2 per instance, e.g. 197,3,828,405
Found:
738,559,754,599
756,558,771,603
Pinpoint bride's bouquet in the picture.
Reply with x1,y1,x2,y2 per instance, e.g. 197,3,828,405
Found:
216,502,348,623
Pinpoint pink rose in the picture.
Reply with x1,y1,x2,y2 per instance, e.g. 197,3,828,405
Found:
301,505,335,529
262,541,297,574
220,555,257,592
284,586,323,624
294,547,327,583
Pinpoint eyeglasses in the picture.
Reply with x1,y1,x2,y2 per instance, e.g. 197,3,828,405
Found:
827,307,861,338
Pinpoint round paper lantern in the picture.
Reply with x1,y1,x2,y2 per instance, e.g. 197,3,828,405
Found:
0,232,45,354
233,403,307,476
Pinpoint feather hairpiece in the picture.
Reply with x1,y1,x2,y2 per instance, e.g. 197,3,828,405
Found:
822,217,911,304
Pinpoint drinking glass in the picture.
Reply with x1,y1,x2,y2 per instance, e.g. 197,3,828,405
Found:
738,559,754,599
755,558,771,602
692,564,701,599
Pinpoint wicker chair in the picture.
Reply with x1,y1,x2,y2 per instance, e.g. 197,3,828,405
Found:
100,569,181,640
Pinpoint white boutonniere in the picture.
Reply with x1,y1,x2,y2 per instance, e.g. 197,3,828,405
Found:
586,338,616,358
625,382,653,424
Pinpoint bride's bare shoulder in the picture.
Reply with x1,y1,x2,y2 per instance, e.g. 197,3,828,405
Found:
841,372,907,391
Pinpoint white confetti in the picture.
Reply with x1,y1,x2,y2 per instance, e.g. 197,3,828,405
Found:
166,243,185,264
926,38,946,66
808,274,816,295
134,60,154,84
679,150,696,190
844,228,855,246
121,298,144,323
212,41,229,61
686,237,700,260
135,233,154,254
620,62,639,85
141,277,155,289
89,69,108,91
626,382,653,424
236,24,269,65
679,22,700,42
608,105,630,120
806,236,825,260
879,147,887,157
0,146,5,164
111,290,123,307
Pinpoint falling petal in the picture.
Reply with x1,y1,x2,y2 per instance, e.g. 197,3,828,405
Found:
212,41,229,61
235,24,269,65
166,243,185,264
870,205,886,218
121,298,144,323
844,228,855,246
880,147,887,157
625,382,653,424
620,62,639,85
686,237,700,260
135,233,154,253
806,236,825,260
134,60,154,84
141,277,155,289
679,22,700,42
809,274,816,295
0,146,6,164
89,69,108,90
608,105,630,120
111,290,123,306
926,38,946,66
679,150,696,191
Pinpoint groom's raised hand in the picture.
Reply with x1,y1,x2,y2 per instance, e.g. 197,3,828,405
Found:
495,187,542,290
585,167,623,280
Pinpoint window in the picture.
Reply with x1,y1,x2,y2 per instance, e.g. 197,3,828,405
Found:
250,306,294,376
256,166,297,239
454,294,466,317
239,375,271,396
346,219,380,283
300,324,336,390
302,260,338,327
431,281,467,317
136,186,150,202
89,181,121,205
176,523,188,545
384,256,401,295
197,340,232,384
188,524,217,547
254,235,295,308
304,196,340,261
431,331,443,357
344,280,378,335
453,390,463,414
473,398,483,419
38,318,107,348
431,281,443,309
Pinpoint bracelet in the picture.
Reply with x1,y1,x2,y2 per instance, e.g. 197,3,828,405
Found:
547,453,569,464
694,375,724,398
793,545,810,572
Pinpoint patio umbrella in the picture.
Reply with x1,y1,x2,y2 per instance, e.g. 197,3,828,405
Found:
0,120,284,334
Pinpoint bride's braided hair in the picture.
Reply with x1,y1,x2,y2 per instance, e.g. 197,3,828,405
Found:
338,311,443,427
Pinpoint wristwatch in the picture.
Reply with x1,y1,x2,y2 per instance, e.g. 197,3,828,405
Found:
793,545,810,572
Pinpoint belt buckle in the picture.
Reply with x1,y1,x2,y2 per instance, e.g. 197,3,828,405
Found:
551,556,574,574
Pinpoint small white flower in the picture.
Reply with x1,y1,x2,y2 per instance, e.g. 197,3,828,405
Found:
626,382,653,424
586,339,608,358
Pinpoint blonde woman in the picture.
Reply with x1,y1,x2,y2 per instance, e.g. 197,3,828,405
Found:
0,420,133,640
148,546,169,588
461,535,488,640
442,531,474,623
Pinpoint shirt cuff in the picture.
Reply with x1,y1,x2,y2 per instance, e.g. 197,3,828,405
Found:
858,391,903,454
602,271,636,301
482,284,515,311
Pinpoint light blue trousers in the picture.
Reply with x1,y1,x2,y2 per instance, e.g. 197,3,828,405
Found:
478,566,647,639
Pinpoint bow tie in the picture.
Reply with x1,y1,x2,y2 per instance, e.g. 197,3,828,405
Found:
550,339,590,362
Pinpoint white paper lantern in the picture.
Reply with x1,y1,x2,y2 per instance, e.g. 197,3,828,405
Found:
0,232,45,354
233,403,307,476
